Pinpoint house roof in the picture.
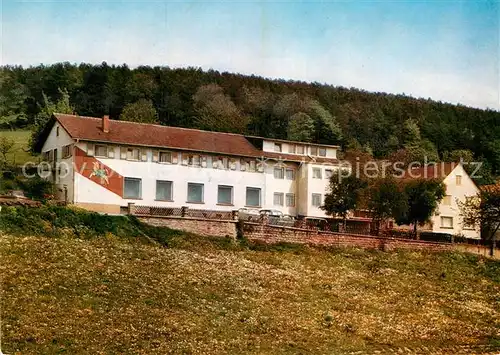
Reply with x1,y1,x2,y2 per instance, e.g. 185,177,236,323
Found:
397,162,458,181
480,183,500,193
44,113,338,164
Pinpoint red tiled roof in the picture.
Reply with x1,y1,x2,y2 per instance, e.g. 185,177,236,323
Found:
397,162,458,181
53,114,338,164
480,184,500,193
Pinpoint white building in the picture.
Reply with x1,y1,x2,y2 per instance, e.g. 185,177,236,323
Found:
35,113,341,218
399,163,481,239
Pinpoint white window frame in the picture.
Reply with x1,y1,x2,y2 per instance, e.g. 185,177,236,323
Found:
126,147,140,161
274,143,282,152
273,192,284,206
440,216,453,229
312,193,322,207
217,185,234,205
285,168,295,180
312,167,322,179
286,193,295,207
246,187,261,207
456,175,462,186
274,166,285,179
62,144,72,159
155,180,173,201
288,144,296,154
95,144,108,158
325,169,333,179
187,183,204,203
124,177,142,199
310,146,318,156
159,151,172,164
319,148,327,157
296,145,304,154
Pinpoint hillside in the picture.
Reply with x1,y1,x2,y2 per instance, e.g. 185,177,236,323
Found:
1,232,499,354
1,64,500,179
0,130,37,165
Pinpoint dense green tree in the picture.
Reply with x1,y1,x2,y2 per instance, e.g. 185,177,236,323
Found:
287,112,315,142
367,177,408,235
0,70,28,128
459,185,500,256
0,63,499,179
120,99,158,124
321,172,367,230
192,84,248,133
29,88,74,152
396,179,446,235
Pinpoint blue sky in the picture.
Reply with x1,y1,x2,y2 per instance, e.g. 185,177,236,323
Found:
1,0,498,109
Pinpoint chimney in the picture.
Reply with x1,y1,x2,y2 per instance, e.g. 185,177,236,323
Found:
102,115,110,133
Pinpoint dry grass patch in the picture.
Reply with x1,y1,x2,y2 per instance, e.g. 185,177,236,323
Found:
1,235,499,354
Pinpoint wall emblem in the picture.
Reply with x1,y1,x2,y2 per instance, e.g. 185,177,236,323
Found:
89,162,109,185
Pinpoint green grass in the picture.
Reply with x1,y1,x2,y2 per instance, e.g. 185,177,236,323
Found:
1,228,499,354
0,129,38,165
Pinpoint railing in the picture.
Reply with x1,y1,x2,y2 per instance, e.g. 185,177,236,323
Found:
129,204,237,221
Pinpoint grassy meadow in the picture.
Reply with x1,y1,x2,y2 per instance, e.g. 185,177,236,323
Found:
0,130,38,165
1,230,499,355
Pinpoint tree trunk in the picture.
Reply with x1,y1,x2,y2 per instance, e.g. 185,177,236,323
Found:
491,236,496,257
413,223,419,240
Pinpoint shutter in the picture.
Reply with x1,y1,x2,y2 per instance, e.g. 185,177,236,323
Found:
201,156,207,168
120,147,127,159
172,153,178,164
108,146,115,159
141,149,148,161
152,150,159,162
87,143,94,156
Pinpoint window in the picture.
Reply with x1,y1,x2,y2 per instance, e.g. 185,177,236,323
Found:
249,160,256,172
155,180,173,201
273,192,284,206
288,144,296,154
274,143,282,152
127,148,140,160
310,146,318,156
56,126,59,136
246,187,261,207
319,148,327,157
124,178,142,199
325,169,333,179
286,193,295,207
159,151,172,163
62,144,72,158
217,185,233,205
440,216,453,229
312,193,322,207
296,145,304,154
188,155,201,167
187,183,204,203
463,221,476,230
312,167,322,179
215,156,229,169
274,166,284,179
285,168,295,180
443,195,452,205
456,175,462,186
43,151,50,161
95,145,108,157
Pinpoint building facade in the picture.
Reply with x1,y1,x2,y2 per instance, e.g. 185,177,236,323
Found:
36,114,340,217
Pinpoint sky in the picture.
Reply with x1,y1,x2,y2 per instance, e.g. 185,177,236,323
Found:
1,0,499,110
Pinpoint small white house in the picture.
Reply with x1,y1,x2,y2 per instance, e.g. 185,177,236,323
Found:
34,113,341,218
400,163,481,239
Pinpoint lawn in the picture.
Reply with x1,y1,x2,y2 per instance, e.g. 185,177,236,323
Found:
1,233,499,355
0,130,38,165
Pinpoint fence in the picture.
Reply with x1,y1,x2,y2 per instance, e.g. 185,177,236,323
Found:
128,204,493,249
129,204,237,221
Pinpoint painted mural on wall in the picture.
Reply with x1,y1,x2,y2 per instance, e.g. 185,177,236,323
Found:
74,147,124,197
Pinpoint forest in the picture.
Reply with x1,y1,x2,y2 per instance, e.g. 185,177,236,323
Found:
1,62,499,182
